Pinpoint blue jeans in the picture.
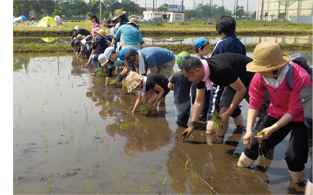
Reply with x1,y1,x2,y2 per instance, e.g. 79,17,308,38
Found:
175,100,191,127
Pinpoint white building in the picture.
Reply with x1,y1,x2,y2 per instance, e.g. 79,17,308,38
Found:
256,0,313,22
143,10,185,23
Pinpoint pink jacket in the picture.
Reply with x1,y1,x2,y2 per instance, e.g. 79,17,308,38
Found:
249,62,312,122
92,23,100,37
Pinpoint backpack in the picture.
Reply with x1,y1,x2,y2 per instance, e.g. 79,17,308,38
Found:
286,53,312,90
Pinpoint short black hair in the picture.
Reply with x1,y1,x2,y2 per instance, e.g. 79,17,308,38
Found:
195,42,209,53
216,15,236,36
69,29,76,36
180,56,202,73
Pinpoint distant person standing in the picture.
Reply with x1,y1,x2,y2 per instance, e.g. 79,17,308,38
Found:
88,14,100,38
208,17,211,25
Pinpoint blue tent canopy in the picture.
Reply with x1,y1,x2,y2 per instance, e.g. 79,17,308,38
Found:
20,15,28,20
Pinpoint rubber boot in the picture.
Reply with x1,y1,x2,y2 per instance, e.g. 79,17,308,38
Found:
289,169,306,183
237,152,255,167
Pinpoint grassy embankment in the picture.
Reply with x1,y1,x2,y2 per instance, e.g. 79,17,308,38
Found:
13,21,313,53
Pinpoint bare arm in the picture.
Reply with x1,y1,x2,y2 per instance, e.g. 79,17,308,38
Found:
111,39,116,47
141,42,147,48
131,92,142,114
168,82,174,90
149,66,157,75
243,109,259,149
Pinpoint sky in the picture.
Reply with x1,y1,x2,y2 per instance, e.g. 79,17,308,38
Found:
85,0,258,13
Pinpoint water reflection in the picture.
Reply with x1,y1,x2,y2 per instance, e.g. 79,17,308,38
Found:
143,36,312,45
14,36,312,45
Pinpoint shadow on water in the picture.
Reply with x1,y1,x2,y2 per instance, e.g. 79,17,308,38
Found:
13,52,311,194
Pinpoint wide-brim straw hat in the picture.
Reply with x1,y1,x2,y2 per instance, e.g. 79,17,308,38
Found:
95,29,106,37
246,42,290,73
126,72,143,92
127,17,141,27
113,9,126,20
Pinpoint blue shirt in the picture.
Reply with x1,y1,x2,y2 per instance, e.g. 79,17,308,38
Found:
211,35,246,57
140,47,175,68
114,24,144,47
117,47,140,61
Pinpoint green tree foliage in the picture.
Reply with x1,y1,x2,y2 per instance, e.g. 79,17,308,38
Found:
103,10,110,19
52,9,63,18
158,4,168,11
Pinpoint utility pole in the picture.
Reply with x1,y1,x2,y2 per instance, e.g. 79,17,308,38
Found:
247,0,249,19
261,0,264,22
181,0,184,12
100,0,102,22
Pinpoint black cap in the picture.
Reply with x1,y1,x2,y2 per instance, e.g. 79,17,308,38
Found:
124,49,138,67
88,14,97,19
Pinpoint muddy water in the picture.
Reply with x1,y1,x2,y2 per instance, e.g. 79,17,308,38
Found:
13,52,311,194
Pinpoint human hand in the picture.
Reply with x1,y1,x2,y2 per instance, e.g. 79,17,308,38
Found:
117,74,124,82
255,127,272,141
180,127,194,140
242,130,253,149
220,112,230,124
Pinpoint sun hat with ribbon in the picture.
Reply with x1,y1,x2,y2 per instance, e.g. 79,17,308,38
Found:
246,42,290,73
127,17,141,27
95,29,106,37
125,72,144,92
113,9,126,20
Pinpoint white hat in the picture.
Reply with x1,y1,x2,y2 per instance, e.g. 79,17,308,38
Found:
104,47,115,60
98,54,109,66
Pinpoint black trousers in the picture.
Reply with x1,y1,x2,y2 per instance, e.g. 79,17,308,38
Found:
244,115,308,172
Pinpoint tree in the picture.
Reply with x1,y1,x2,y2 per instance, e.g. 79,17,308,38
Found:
251,11,256,20
235,6,245,19
158,4,168,11
52,9,63,17
102,10,110,19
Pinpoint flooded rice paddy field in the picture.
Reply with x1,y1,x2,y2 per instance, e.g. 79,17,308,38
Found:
14,35,312,45
13,52,312,194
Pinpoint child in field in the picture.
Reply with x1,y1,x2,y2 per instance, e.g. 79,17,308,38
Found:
191,37,211,123
75,35,93,57
168,51,192,128
126,72,170,115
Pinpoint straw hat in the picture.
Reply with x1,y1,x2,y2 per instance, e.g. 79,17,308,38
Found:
113,9,126,20
95,29,106,36
246,42,290,73
127,17,141,27
125,72,144,92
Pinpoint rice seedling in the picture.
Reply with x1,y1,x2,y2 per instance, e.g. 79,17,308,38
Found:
109,152,111,159
45,148,47,154
211,111,223,130
139,104,152,116
109,79,118,85
257,130,266,169
165,145,170,152
119,167,126,177
97,187,102,195
41,137,48,144
16,140,18,148
95,67,106,78
40,157,44,164
129,181,132,193
93,122,99,134
194,171,199,183
140,186,150,194
67,129,74,138
184,160,190,171
45,100,48,104
90,102,93,112
151,162,155,173
122,80,127,88
89,168,92,178
77,154,81,161
63,118,65,130
78,141,81,152
60,92,62,97
161,172,167,185
41,106,44,114
43,177,52,189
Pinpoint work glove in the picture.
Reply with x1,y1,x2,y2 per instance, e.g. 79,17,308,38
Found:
117,74,124,82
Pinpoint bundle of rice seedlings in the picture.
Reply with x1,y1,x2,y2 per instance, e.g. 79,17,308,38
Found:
139,104,152,116
109,79,118,85
95,67,105,77
211,111,223,130
257,130,266,168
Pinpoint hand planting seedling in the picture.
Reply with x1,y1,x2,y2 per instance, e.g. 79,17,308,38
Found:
109,79,118,85
139,104,152,116
95,67,106,78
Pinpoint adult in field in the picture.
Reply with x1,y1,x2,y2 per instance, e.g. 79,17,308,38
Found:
180,53,254,141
